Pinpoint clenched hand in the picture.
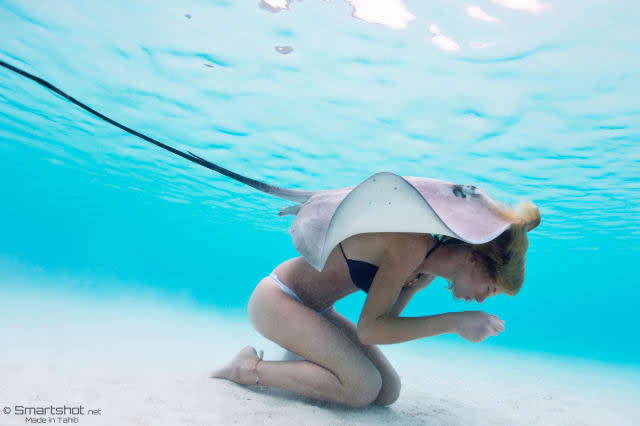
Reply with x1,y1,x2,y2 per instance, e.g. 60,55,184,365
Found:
454,311,506,343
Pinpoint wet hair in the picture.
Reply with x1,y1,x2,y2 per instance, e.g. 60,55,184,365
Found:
443,201,541,296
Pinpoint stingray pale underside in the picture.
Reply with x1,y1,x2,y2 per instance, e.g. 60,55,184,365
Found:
287,172,511,272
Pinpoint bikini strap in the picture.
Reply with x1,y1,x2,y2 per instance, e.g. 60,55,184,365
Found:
338,242,349,261
425,235,443,260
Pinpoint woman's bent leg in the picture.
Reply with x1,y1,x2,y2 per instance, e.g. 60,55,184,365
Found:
244,277,382,407
254,359,345,403
323,309,402,406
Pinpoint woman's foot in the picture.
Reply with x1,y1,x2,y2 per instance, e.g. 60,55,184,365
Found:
210,345,261,385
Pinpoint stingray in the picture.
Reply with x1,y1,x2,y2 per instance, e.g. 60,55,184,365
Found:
0,59,512,271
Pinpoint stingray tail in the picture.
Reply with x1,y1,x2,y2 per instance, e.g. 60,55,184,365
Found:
183,151,314,203
0,59,315,204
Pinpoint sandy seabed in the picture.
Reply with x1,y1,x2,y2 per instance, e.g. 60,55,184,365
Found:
1,285,638,426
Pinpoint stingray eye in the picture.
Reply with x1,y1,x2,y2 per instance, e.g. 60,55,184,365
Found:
452,185,466,198
452,184,480,199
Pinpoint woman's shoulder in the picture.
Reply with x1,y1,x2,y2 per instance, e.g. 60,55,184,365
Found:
346,232,431,260
384,233,432,257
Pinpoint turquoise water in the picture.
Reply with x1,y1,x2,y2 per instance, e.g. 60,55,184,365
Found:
1,0,638,368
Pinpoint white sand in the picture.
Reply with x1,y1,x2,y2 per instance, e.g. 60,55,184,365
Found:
1,283,639,426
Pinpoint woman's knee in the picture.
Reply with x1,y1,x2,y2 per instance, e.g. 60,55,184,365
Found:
372,379,401,406
373,368,401,406
340,366,383,407
324,310,401,406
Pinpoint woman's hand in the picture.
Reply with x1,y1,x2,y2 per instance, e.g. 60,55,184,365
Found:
402,273,434,292
453,311,506,343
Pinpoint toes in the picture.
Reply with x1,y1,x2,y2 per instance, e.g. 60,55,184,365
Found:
210,347,261,383
210,364,232,379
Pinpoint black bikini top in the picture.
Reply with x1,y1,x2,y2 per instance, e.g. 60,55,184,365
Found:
339,235,444,293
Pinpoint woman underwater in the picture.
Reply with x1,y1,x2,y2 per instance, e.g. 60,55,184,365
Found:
0,59,541,408
211,199,541,407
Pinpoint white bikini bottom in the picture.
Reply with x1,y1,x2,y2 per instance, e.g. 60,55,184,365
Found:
268,271,334,316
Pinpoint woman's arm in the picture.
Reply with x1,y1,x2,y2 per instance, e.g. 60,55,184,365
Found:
386,274,434,317
380,277,462,344
365,275,460,345
386,286,417,317
357,234,451,345
360,312,461,345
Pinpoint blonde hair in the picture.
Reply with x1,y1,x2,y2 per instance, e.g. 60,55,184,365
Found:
443,201,541,296
471,201,541,295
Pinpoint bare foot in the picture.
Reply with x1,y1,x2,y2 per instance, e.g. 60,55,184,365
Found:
210,345,261,386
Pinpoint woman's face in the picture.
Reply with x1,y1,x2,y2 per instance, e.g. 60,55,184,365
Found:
447,252,501,303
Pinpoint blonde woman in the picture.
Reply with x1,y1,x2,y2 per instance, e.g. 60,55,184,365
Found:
212,202,541,407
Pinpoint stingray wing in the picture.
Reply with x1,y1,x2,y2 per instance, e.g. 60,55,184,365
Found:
290,172,511,271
